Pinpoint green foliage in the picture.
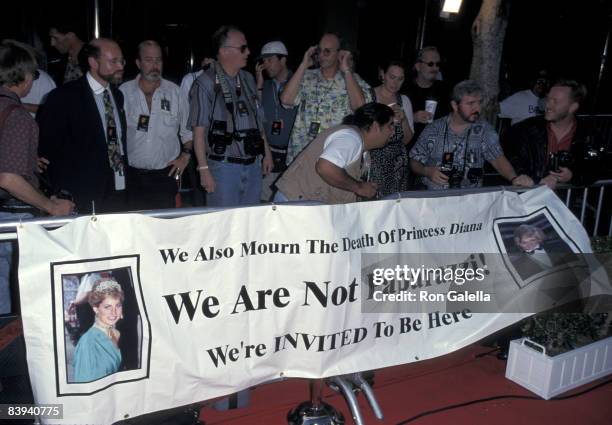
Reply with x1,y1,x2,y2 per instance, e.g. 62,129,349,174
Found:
522,313,610,356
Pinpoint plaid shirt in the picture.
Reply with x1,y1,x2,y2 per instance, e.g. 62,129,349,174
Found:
409,115,503,190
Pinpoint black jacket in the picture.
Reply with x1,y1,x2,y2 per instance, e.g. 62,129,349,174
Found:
37,76,128,213
503,116,605,186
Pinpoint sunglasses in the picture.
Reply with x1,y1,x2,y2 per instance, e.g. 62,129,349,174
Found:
316,47,338,55
419,60,440,67
225,44,249,53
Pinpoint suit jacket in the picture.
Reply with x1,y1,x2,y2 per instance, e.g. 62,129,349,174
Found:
37,76,128,213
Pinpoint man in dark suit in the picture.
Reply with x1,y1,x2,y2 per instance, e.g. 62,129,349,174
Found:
38,38,128,214
509,223,578,282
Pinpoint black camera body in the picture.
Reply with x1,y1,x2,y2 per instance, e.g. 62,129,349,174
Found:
208,120,234,155
548,150,574,172
236,129,265,156
440,165,463,188
208,121,264,157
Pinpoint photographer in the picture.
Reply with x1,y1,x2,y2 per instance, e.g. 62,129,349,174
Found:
409,80,531,190
0,40,74,314
188,25,273,207
279,32,371,166
504,78,605,189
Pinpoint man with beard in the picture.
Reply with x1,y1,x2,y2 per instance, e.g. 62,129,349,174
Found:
120,40,192,210
404,46,450,142
38,38,129,213
505,79,606,188
409,80,531,190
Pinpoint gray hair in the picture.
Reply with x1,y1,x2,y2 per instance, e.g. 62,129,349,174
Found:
513,224,546,246
415,46,439,63
137,40,161,60
451,80,482,104
0,39,37,87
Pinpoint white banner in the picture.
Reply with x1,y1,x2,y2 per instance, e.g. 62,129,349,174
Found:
17,186,598,424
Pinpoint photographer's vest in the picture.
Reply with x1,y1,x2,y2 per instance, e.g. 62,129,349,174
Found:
276,125,363,204
206,63,262,158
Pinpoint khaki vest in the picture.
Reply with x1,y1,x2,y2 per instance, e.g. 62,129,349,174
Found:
276,125,363,204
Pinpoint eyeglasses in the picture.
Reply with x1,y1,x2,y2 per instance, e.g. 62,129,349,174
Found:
33,70,40,80
141,57,162,64
419,60,440,67
107,58,126,66
316,47,338,55
224,44,249,53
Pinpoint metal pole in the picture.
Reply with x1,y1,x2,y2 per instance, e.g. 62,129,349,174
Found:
419,0,430,50
93,0,100,39
594,15,611,108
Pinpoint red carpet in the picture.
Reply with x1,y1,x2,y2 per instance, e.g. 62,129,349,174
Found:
199,344,612,424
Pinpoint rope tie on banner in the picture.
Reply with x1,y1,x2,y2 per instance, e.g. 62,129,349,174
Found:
395,192,402,203
91,201,97,222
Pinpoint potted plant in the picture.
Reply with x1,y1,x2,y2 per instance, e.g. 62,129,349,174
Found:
505,236,612,399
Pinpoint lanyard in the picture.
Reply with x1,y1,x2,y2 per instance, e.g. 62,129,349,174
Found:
443,119,472,167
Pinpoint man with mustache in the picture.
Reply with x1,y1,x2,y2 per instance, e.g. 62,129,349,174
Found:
38,38,128,213
120,40,192,210
409,80,531,190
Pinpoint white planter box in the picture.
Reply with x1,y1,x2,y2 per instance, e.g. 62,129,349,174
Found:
505,336,612,399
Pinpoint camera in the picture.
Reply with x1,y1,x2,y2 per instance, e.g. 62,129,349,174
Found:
235,129,265,156
467,167,483,184
446,168,463,189
208,120,233,155
548,150,574,172
440,164,462,189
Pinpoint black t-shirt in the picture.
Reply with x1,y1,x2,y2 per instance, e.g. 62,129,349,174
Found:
404,79,451,141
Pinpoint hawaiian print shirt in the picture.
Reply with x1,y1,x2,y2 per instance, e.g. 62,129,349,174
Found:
284,68,372,164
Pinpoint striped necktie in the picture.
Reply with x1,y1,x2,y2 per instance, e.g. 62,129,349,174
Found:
102,89,124,173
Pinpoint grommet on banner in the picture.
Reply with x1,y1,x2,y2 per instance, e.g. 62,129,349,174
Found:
271,203,277,211
90,201,97,222
395,192,402,203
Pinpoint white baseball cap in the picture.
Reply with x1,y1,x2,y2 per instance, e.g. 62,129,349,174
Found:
259,41,288,58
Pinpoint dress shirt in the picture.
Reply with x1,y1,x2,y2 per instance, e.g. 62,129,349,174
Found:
120,76,192,169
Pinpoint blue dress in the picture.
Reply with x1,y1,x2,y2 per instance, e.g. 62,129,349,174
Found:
72,326,122,382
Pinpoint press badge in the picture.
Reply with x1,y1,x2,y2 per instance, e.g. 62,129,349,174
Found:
236,100,249,117
161,98,171,111
308,121,321,137
137,114,150,131
271,120,283,135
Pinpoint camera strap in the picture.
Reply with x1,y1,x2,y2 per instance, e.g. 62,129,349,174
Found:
442,119,472,169
213,61,238,132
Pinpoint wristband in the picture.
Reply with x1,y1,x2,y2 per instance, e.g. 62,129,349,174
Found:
510,176,519,184
197,165,209,171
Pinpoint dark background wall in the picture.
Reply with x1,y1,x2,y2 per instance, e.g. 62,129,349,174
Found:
2,0,612,112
